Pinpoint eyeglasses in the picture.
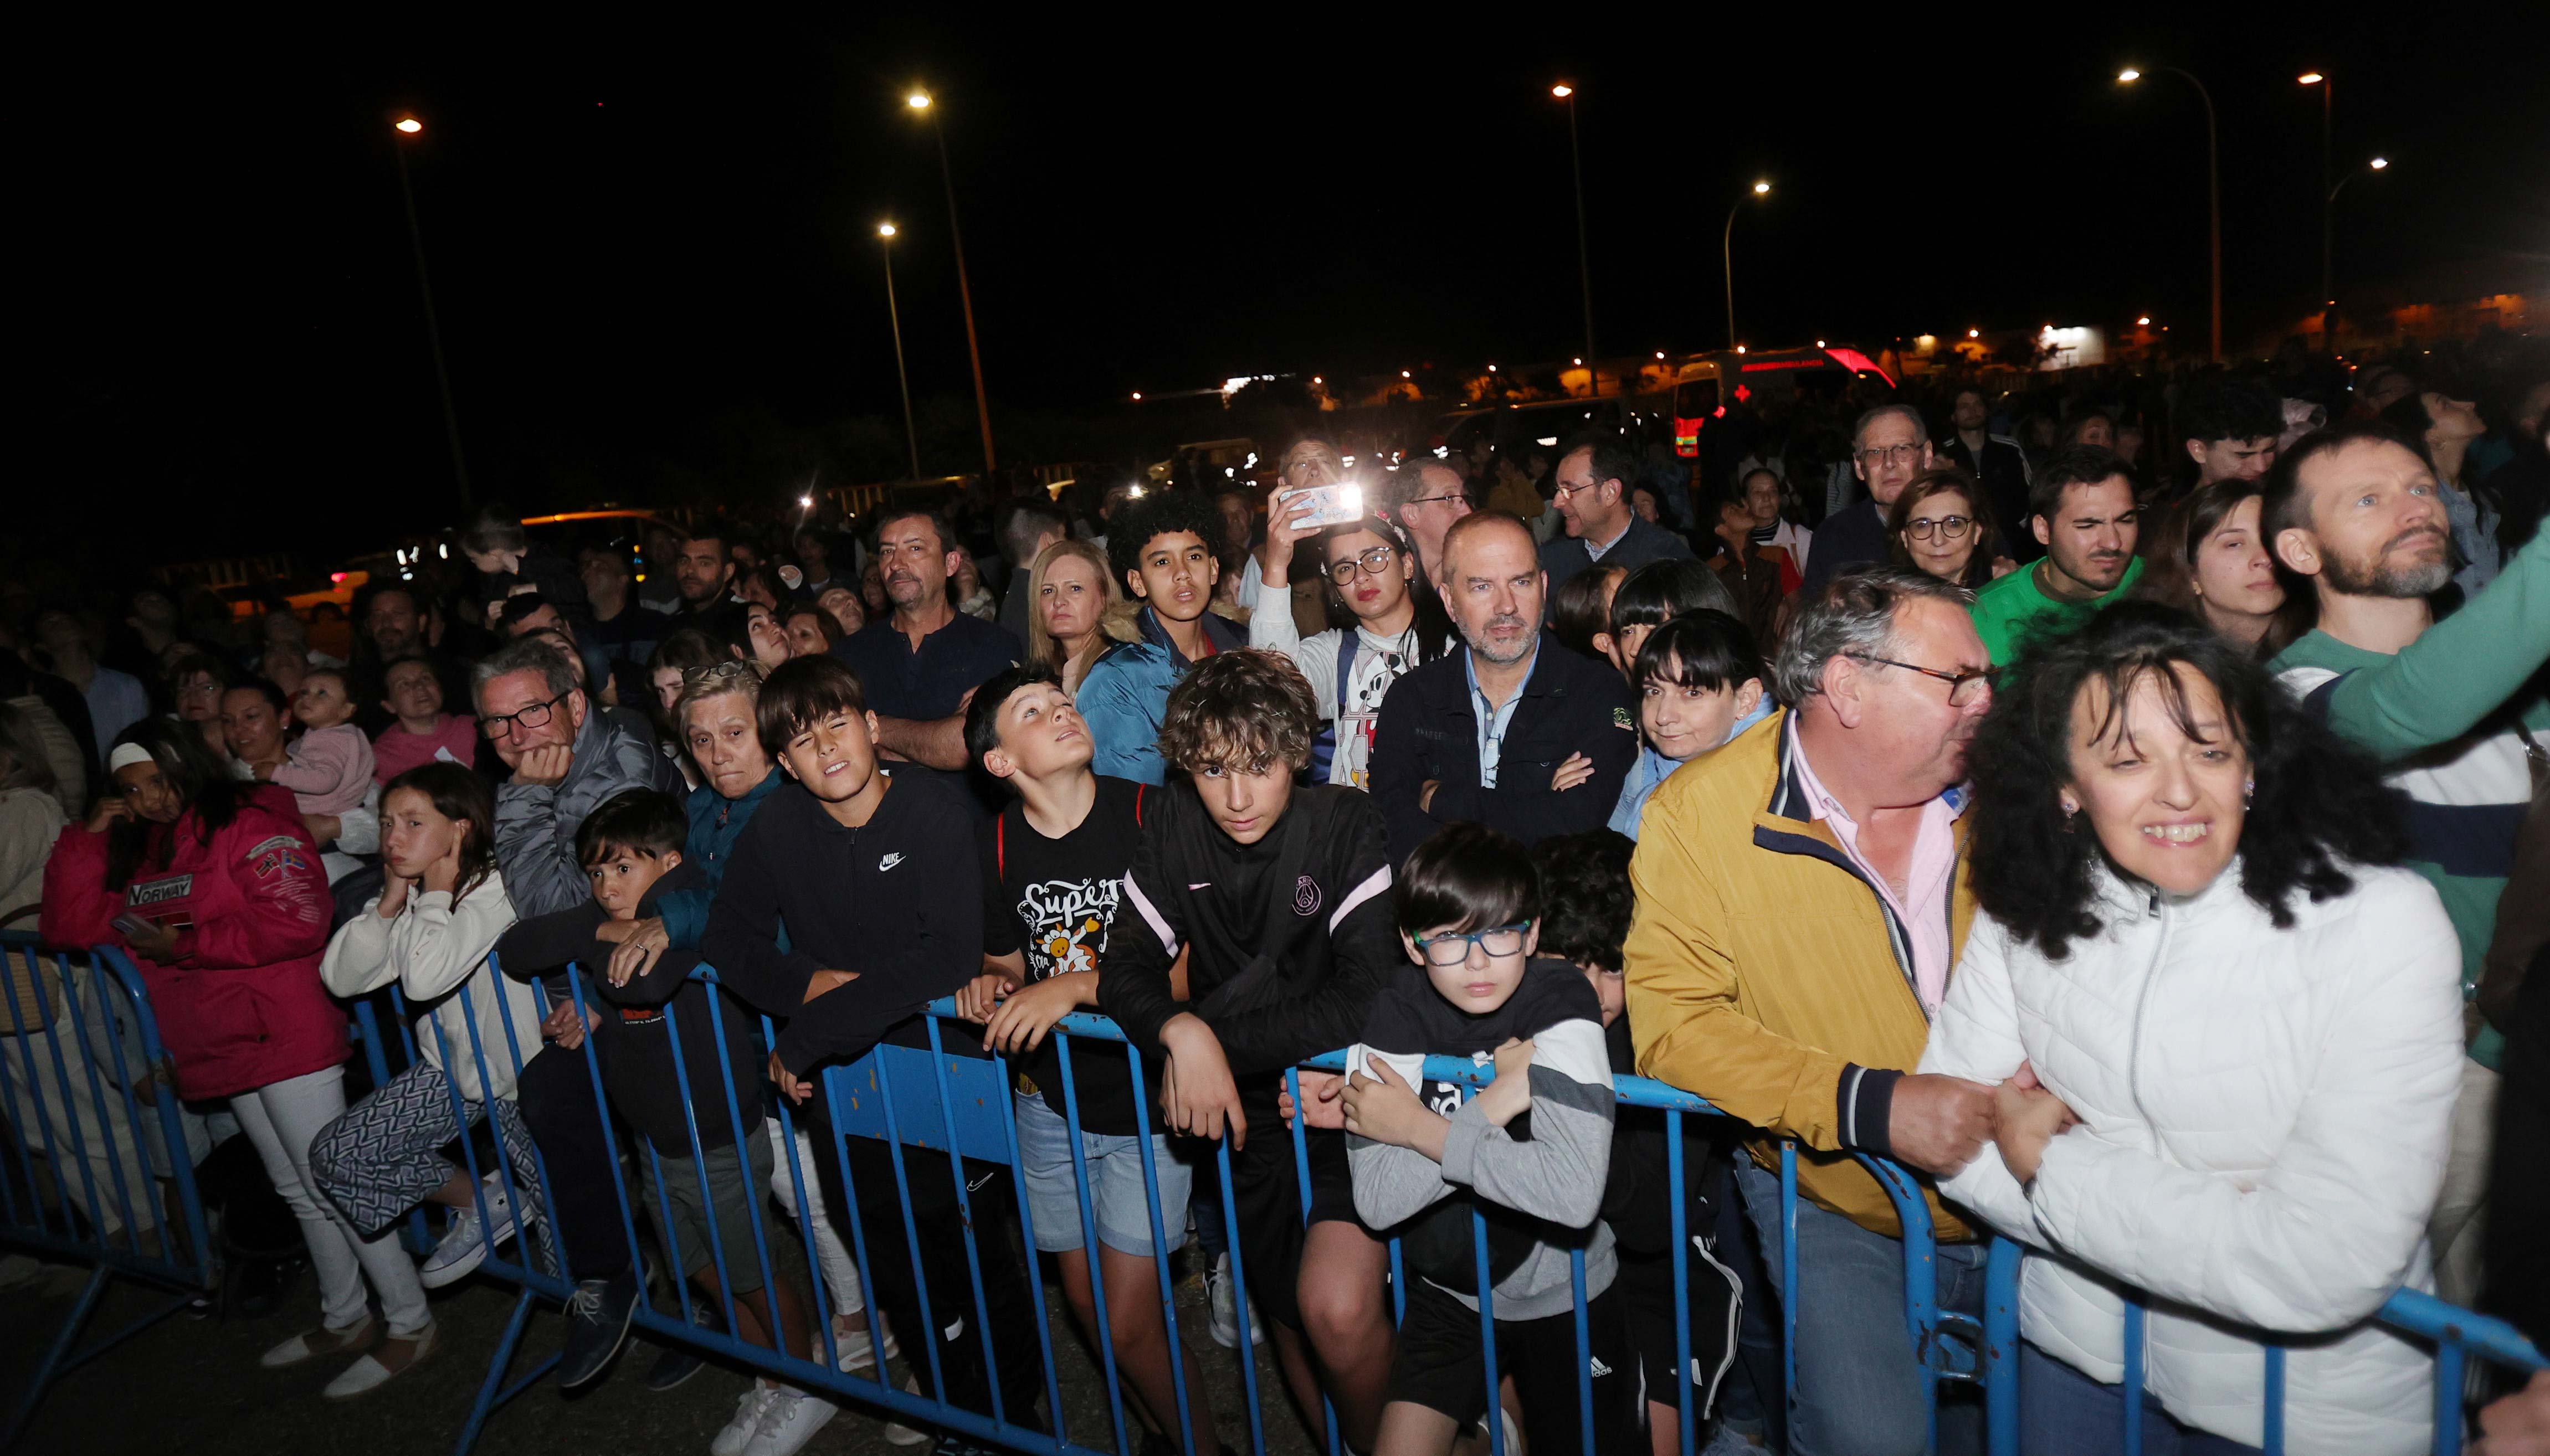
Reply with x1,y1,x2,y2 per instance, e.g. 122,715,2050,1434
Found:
1410,921,1533,966
1403,493,1468,508
1905,515,1973,542
1844,653,1997,707
1552,480,1602,502
481,690,569,738
1327,544,1401,583
1855,443,1923,468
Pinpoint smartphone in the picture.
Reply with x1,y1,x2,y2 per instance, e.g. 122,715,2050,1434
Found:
1277,483,1364,529
110,913,159,941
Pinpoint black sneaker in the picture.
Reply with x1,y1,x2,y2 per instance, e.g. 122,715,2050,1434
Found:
643,1300,715,1393
556,1267,640,1390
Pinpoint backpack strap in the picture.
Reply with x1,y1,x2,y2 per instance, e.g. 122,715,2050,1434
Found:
996,812,1005,878
1134,783,1146,826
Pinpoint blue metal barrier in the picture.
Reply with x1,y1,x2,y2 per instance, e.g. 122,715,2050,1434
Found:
1974,1231,2547,1456
0,933,216,1449
205,959,2550,1456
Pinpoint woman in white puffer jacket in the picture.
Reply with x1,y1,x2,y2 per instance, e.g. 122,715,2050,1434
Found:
1921,604,2465,1456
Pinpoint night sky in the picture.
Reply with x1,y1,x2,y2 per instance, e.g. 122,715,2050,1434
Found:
26,11,2549,567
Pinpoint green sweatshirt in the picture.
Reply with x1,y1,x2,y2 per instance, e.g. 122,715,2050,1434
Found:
1971,555,2145,665
2270,532,2550,1070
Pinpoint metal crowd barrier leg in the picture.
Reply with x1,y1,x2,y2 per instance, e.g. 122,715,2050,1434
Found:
1121,1041,1199,1456
0,939,217,1451
991,1036,1071,1447
1667,1108,1696,1456
1282,1065,1343,1456
921,1016,1014,1434
1983,1237,2021,1456
1055,1033,1133,1455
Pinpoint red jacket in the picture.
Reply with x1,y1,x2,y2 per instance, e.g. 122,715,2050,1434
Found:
42,786,346,1101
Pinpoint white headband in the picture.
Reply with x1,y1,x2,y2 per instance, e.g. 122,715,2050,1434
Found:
108,743,157,774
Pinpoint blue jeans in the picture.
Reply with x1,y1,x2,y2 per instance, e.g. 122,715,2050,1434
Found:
2018,1342,2258,1455
1734,1157,1984,1456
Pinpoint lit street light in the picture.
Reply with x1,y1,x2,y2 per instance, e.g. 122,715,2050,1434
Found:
1552,83,1596,369
904,87,997,475
2119,65,2222,361
1724,180,1772,352
877,223,921,483
389,114,470,512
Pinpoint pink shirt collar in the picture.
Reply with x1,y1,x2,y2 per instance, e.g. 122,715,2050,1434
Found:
1787,730,1964,1016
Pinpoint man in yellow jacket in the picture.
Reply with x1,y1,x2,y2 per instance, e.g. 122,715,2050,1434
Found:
1625,568,2001,1456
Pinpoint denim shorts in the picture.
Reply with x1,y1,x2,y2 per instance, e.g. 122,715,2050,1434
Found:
644,1133,777,1295
1012,1092,1192,1258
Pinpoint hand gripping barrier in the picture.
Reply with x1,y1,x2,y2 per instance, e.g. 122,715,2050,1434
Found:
0,932,216,1449
253,959,2550,1455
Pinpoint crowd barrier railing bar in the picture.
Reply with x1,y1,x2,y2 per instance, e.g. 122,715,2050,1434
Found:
1971,1228,2546,1456
0,933,215,1450
78,944,2547,1456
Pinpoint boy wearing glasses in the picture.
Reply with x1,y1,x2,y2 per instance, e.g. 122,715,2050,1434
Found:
1250,511,1453,789
1341,822,1632,1455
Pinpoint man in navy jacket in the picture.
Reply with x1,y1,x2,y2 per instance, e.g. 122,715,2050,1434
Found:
1371,512,1639,870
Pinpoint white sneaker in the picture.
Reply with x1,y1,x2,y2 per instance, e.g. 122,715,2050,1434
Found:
1205,1252,1262,1349
712,1384,779,1456
745,1385,838,1456
833,1313,900,1373
883,1372,930,1446
419,1176,533,1289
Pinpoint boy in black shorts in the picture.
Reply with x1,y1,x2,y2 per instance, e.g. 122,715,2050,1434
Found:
1095,650,1402,1452
1342,823,1633,1455
953,663,1224,1456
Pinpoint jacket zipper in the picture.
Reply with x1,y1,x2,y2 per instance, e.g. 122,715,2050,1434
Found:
2118,890,2172,1376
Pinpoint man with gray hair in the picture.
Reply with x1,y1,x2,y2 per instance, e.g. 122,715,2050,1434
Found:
1800,403,1936,597
470,635,659,1371
1624,568,1999,1456
473,637,655,921
1371,456,1474,589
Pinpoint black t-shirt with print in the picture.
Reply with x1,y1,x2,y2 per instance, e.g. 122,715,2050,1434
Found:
979,775,1153,1136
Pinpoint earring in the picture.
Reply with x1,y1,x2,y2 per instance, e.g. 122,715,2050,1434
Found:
2244,778,2255,802
2060,798,2079,830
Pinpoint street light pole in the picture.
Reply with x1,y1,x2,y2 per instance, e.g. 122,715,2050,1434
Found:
2118,66,2222,362
1552,84,1596,374
906,90,996,475
878,224,921,483
390,116,471,514
1724,181,1771,351
2300,72,2334,335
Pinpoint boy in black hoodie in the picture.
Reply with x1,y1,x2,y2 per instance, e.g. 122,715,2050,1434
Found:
699,655,1044,1429
1095,650,1403,1453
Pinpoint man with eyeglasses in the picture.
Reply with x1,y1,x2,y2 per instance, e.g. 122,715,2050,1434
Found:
1370,513,1638,870
1625,568,1999,1456
1234,435,1356,639
1372,459,1475,591
464,636,661,1341
1537,436,1695,611
1252,510,1451,789
1801,404,1936,597
1968,446,2143,665
1937,388,2037,563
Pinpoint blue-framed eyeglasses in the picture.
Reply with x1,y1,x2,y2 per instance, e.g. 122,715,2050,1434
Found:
1410,920,1533,966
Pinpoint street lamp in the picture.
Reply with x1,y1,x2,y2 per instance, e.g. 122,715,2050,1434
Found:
904,87,997,475
389,114,470,512
2299,71,2336,338
1724,181,1771,352
2118,66,2222,362
1552,83,1596,371
877,223,921,483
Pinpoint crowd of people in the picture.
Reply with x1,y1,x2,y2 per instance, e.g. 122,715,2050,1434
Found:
2,335,2548,1456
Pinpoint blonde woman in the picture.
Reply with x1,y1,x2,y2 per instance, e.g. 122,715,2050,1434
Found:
1023,538,1136,693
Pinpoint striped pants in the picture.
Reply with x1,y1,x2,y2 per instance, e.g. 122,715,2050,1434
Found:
308,1061,543,1239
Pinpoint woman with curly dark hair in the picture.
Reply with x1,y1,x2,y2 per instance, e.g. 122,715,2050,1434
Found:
1919,603,2467,1455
